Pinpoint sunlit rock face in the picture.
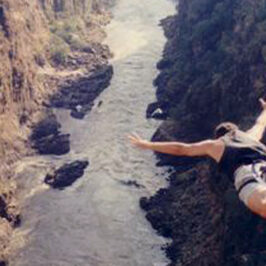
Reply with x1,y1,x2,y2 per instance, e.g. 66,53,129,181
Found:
0,0,50,262
39,0,93,18
0,0,113,169
0,0,113,262
0,0,50,167
39,0,115,19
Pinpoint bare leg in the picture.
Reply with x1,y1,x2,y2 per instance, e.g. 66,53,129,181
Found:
247,186,266,219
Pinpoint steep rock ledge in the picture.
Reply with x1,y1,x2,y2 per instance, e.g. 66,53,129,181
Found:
144,0,266,265
0,1,50,261
0,0,113,263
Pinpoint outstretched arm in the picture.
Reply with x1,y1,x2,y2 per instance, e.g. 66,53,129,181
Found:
246,98,266,141
128,133,218,159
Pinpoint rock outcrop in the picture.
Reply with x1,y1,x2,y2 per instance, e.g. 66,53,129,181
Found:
50,64,113,119
30,111,70,155
40,0,115,19
143,0,266,265
0,1,50,261
45,160,89,189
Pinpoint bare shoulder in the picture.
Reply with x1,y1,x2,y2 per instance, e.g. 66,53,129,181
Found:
205,138,225,163
186,139,224,160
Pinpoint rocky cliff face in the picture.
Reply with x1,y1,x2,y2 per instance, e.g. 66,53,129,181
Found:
143,0,266,265
0,0,49,170
0,0,50,262
0,0,112,263
40,0,114,19
40,0,92,17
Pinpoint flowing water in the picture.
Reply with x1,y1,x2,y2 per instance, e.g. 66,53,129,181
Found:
11,0,176,265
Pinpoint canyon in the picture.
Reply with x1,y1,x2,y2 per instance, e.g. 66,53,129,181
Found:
1,0,266,265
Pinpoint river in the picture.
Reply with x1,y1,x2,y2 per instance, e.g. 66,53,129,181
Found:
11,0,176,265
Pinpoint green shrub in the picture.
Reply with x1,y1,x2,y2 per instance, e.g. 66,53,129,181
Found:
49,18,87,51
51,50,68,65
49,35,70,65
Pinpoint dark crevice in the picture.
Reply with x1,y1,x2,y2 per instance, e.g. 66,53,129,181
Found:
0,5,9,38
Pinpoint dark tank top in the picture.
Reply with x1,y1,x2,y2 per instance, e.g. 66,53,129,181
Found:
219,130,266,180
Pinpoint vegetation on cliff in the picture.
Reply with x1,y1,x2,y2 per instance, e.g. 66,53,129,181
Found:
0,1,50,262
143,0,266,265
39,0,113,66
156,0,266,133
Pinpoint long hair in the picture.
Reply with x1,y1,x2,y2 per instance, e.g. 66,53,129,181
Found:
214,122,239,138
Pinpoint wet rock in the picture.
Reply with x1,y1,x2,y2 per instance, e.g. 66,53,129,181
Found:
146,101,168,119
31,112,60,140
157,58,173,70
50,64,113,119
97,100,103,107
70,103,93,119
151,108,166,120
45,160,89,189
32,133,70,155
70,109,85,119
31,112,70,155
141,162,223,264
119,180,144,189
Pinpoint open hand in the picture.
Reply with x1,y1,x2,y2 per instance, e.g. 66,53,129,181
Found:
260,98,266,110
128,133,150,149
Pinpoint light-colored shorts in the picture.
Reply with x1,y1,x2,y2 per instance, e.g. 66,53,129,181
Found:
234,161,266,206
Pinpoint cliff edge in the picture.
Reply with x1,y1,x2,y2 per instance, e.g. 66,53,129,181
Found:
0,0,113,263
143,0,266,265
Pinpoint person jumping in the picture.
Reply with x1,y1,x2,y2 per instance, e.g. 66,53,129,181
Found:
129,98,266,219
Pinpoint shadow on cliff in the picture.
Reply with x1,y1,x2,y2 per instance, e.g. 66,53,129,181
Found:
141,0,266,265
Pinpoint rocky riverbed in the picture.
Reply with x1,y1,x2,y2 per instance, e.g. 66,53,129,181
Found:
10,0,176,265
31,62,113,155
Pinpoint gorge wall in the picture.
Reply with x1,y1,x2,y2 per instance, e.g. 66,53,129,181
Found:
143,0,266,265
40,0,114,18
0,0,112,263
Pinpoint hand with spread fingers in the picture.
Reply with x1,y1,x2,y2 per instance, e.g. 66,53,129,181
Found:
128,133,150,150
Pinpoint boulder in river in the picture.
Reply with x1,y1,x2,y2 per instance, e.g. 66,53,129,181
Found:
45,160,89,189
31,111,70,155
50,64,113,119
70,103,93,119
31,112,60,140
70,109,85,119
32,133,70,155
119,180,145,189
146,101,168,120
